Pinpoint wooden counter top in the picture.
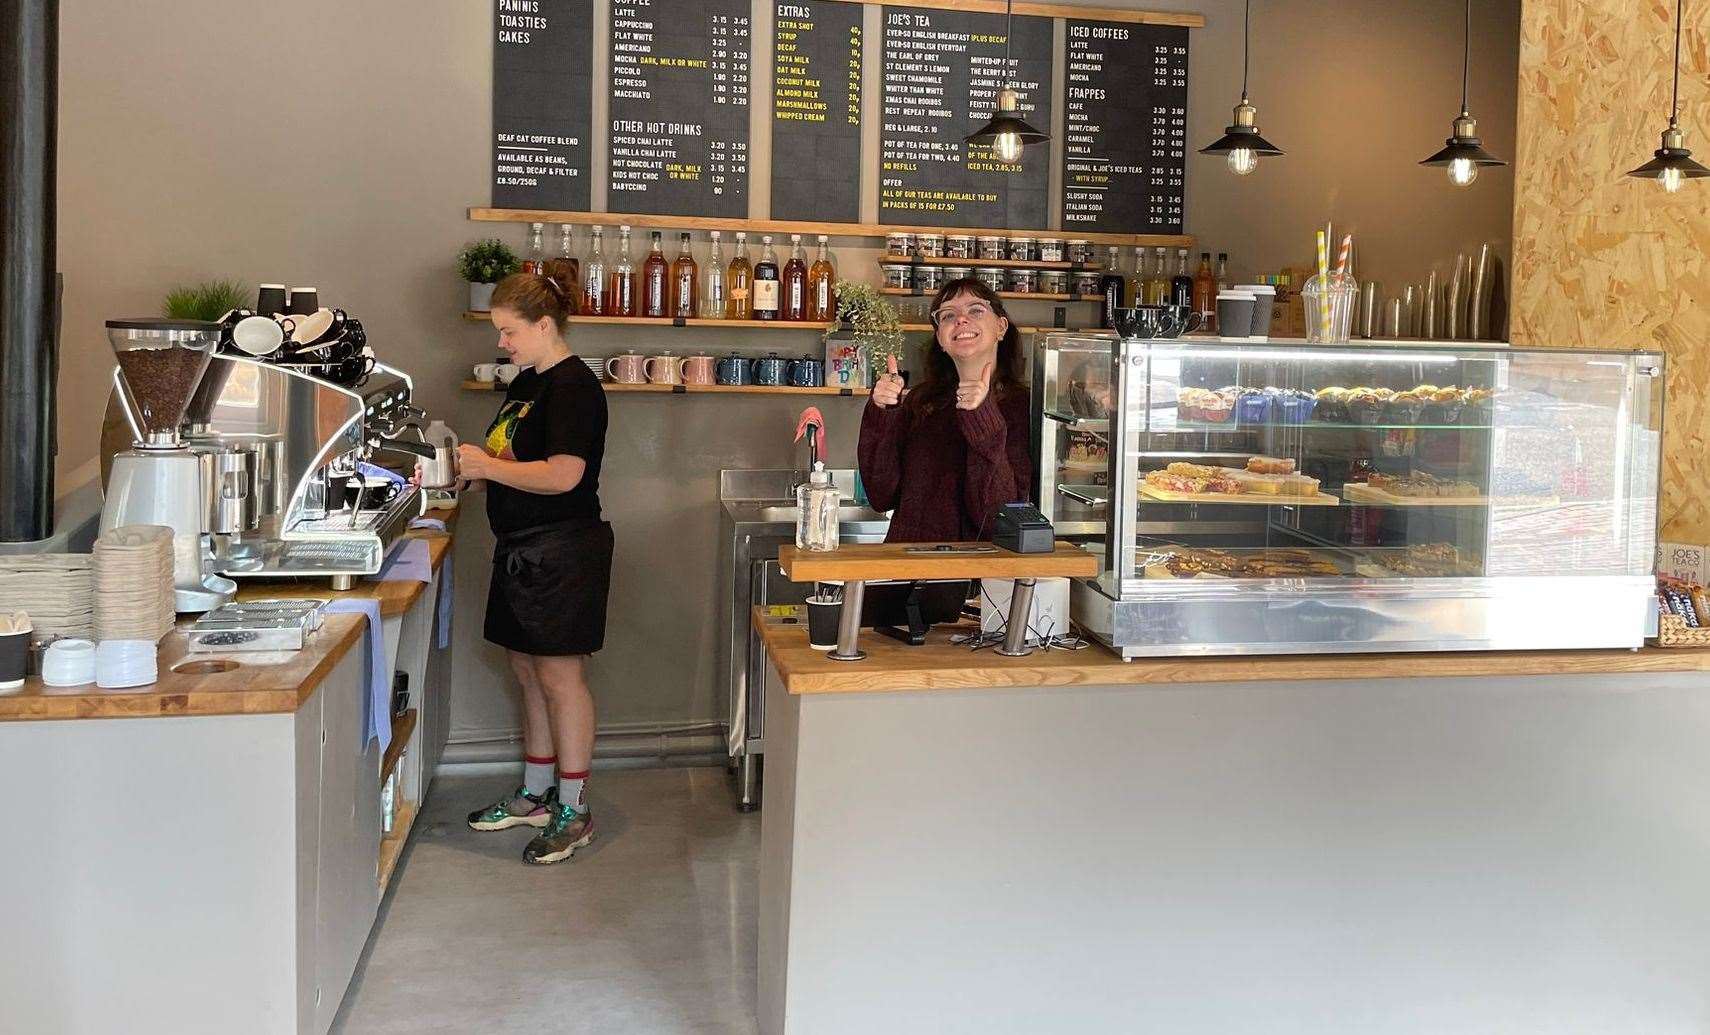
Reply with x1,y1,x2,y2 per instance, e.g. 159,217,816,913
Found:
753,608,1710,695
0,518,457,722
0,614,367,721
779,542,1098,582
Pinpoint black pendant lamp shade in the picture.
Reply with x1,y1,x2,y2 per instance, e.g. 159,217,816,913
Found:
1421,0,1505,186
1627,0,1709,191
1199,0,1282,175
964,0,1048,161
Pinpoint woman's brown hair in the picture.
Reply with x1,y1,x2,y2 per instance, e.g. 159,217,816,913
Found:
911,277,1024,412
489,271,578,330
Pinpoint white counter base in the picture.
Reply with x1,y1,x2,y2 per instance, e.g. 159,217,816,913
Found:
760,668,1710,1034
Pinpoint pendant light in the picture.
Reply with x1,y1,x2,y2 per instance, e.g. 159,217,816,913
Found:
1199,0,1283,175
1628,0,1709,192
964,0,1048,162
1420,0,1505,187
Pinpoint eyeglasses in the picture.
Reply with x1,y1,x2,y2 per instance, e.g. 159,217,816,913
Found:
929,303,995,329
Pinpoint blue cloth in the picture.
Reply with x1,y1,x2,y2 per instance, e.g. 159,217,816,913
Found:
356,460,405,485
321,597,389,754
434,548,454,649
408,516,447,532
369,537,433,583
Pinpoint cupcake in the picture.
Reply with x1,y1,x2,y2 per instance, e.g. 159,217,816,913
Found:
1280,388,1316,424
1423,385,1463,425
1314,386,1349,423
1385,389,1426,425
1236,388,1270,425
1348,390,1385,425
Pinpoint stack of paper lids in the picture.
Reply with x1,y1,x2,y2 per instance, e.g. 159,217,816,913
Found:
581,356,607,381
0,554,94,643
93,525,176,644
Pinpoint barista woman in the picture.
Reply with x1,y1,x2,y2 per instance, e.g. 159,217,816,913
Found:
858,277,1032,542
456,272,612,866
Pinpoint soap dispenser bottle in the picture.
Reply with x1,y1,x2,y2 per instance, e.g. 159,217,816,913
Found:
795,462,839,552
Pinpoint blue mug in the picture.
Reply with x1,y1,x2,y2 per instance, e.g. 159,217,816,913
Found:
788,356,824,388
716,353,752,385
753,353,789,386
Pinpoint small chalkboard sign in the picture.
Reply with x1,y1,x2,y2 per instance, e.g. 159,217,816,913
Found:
608,0,752,218
492,0,594,211
771,0,864,223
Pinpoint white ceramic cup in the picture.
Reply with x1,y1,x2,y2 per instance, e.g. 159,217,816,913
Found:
496,363,521,384
473,363,499,383
232,315,287,356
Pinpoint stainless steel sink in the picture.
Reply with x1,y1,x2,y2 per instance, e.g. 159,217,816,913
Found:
719,469,892,811
753,504,890,525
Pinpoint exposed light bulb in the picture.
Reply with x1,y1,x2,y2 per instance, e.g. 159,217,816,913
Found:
1447,157,1479,187
1662,166,1684,193
994,130,1024,163
1226,147,1258,176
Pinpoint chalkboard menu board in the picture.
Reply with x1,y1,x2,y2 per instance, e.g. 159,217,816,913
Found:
492,0,594,211
608,0,751,217
879,7,1053,229
1062,20,1188,233
771,1,864,223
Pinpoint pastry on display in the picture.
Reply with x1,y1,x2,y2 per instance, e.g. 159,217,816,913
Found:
1145,466,1241,495
1246,455,1296,475
1371,543,1466,577
1367,471,1481,498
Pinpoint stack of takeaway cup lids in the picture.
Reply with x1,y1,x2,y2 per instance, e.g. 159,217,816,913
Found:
0,553,94,643
93,525,176,644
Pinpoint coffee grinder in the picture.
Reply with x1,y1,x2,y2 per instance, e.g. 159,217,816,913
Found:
99,319,238,612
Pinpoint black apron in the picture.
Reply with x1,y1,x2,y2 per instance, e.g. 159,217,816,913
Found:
484,518,614,656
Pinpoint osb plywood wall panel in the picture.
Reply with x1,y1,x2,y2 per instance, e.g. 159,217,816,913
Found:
1513,0,1710,543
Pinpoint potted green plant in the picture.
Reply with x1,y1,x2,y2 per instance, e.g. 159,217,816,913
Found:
822,280,904,388
457,239,520,312
161,280,249,321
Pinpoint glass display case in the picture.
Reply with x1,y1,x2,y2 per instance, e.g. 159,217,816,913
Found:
1032,334,1664,657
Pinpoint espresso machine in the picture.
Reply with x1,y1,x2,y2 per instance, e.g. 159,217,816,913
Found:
102,328,431,594
100,319,240,611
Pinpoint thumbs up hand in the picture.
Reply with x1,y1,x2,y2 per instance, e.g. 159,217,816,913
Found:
871,352,906,409
955,360,994,411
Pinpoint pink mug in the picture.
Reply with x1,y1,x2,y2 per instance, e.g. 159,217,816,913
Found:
645,353,681,385
679,354,716,385
605,352,646,383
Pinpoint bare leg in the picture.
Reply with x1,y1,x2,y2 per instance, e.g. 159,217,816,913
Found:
508,651,553,760
533,654,596,776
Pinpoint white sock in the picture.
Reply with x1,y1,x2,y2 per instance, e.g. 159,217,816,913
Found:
523,756,555,797
558,770,589,814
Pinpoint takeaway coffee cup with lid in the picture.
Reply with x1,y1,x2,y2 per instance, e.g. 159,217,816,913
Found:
1234,285,1277,340
1216,291,1257,339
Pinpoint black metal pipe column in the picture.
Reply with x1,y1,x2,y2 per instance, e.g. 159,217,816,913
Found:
0,0,59,542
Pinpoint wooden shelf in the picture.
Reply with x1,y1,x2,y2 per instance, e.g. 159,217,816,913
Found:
468,208,1192,249
463,311,835,329
779,541,1099,582
879,255,1102,271
462,379,867,396
881,288,1101,302
897,323,1111,334
380,709,418,784
378,799,418,895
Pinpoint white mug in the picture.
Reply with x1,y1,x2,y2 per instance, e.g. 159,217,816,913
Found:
496,363,521,384
473,363,498,383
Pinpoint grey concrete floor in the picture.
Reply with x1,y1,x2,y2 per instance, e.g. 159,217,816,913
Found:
333,766,761,1034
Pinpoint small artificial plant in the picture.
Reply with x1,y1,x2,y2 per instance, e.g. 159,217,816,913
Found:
161,280,249,321
456,239,520,284
824,279,904,362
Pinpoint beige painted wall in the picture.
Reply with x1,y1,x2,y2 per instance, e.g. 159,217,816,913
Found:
54,0,1518,746
1511,0,1708,544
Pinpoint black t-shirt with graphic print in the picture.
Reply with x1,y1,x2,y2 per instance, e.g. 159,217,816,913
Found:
483,358,607,534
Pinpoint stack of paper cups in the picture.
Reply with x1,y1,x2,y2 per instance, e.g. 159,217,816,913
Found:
94,525,176,643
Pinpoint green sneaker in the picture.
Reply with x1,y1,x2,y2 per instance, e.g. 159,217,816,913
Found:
466,786,558,831
522,802,595,865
